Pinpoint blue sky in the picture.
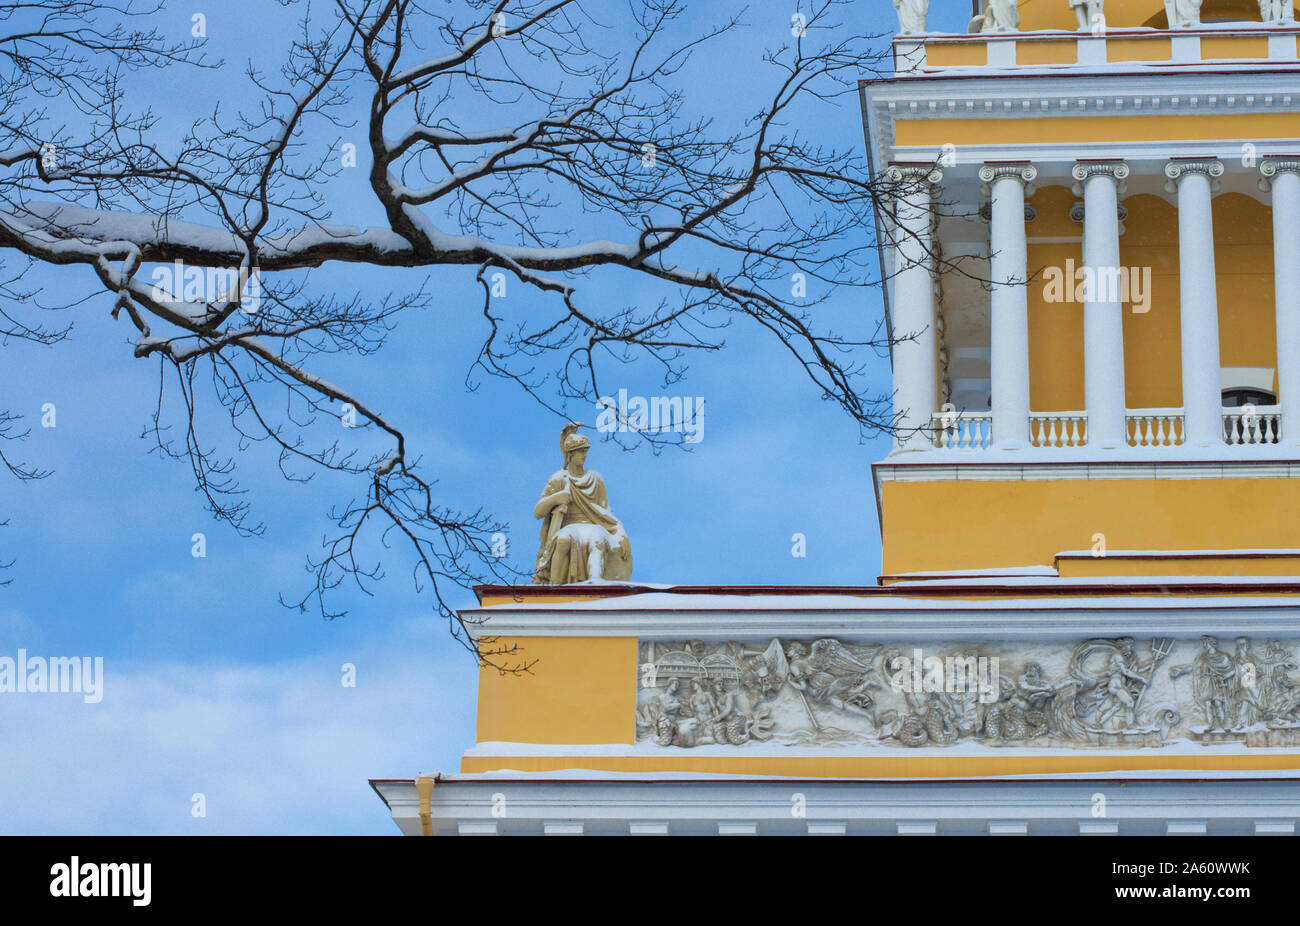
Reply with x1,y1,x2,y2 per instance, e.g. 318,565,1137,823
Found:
0,0,975,834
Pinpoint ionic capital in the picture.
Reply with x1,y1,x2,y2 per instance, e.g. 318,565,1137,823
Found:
978,162,1037,186
883,163,943,187
1071,161,1130,184
1259,157,1300,191
1164,159,1223,194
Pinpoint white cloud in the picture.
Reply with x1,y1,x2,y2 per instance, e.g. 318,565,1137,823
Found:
0,629,478,834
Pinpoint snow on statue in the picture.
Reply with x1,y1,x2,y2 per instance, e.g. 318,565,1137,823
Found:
971,0,1019,32
1068,0,1104,30
533,422,633,584
892,0,928,34
1164,0,1202,26
1259,0,1294,22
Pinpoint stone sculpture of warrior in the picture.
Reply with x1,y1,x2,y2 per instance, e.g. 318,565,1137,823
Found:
1170,635,1236,730
1259,0,1294,22
1068,0,1104,30
1165,0,1202,27
532,422,633,584
978,0,1020,32
892,0,929,34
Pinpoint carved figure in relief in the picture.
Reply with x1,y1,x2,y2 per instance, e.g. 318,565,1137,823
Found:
714,678,774,744
783,640,881,726
1260,640,1300,722
1096,652,1146,728
1170,636,1237,730
1233,636,1262,726
983,676,1048,740
690,680,718,735
647,678,693,747
635,637,1299,750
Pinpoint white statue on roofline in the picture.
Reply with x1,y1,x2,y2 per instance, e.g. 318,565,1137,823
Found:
892,0,928,34
1259,0,1295,22
1165,0,1202,27
971,0,1019,33
532,422,633,585
1068,0,1105,31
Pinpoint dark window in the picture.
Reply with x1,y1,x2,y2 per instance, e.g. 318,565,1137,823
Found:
1222,388,1276,408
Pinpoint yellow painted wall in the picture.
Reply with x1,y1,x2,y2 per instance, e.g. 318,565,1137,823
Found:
896,113,1300,148
1108,37,1171,62
926,42,987,67
1202,35,1268,59
880,477,1300,574
476,636,636,745
1059,554,1300,577
1017,0,1104,31
1017,39,1075,65
1021,191,1274,412
478,590,615,607
1216,193,1278,389
1119,194,1182,408
1027,185,1085,411
1016,0,1274,31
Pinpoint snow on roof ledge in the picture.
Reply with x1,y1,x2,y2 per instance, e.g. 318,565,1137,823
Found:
1056,549,1300,558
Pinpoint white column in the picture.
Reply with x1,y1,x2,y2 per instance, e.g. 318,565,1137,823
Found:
979,162,1036,450
885,164,942,452
1165,159,1225,447
1072,161,1129,448
1261,158,1300,444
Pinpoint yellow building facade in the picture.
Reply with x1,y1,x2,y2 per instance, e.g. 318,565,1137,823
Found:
373,0,1300,835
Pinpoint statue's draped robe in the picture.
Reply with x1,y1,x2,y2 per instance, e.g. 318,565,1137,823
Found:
533,469,633,584
983,0,1019,31
892,0,928,33
1165,0,1201,26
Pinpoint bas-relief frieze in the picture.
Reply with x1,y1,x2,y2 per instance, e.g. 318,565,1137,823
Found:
634,636,1300,749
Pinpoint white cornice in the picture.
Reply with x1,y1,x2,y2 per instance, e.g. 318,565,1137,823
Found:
861,70,1300,182
462,601,1300,640
875,456,1300,479
375,776,1300,836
